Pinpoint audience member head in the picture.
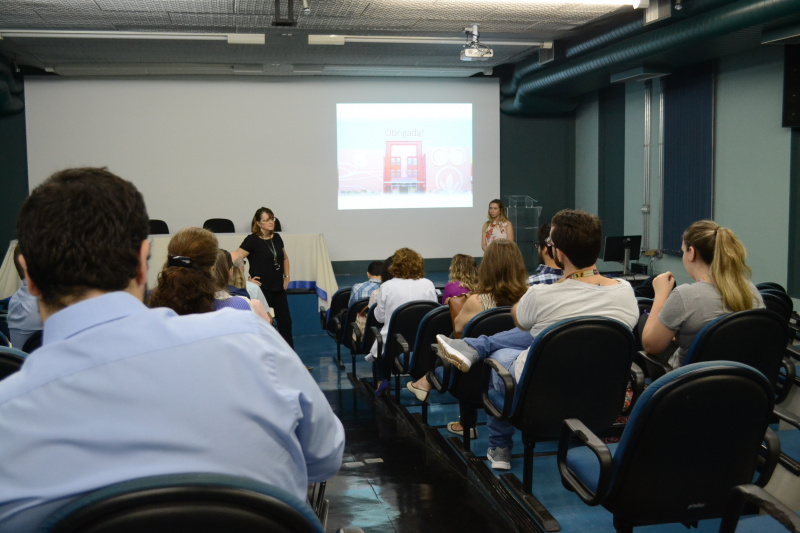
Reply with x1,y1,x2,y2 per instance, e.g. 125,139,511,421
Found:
476,240,528,306
148,227,218,315
682,220,755,312
250,207,275,236
448,254,478,291
487,199,508,223
12,245,24,280
367,261,383,279
16,167,149,312
381,256,394,283
536,223,555,262
230,255,247,289
388,248,425,280
214,249,234,290
549,209,602,269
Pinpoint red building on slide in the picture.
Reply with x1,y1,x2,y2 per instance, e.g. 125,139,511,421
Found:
384,141,426,193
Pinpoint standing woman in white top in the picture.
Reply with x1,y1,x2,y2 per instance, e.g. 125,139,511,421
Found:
481,199,514,251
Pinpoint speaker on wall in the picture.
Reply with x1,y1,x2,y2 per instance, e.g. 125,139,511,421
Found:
783,44,800,128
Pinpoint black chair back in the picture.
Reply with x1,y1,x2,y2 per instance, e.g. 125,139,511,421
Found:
324,288,352,337
22,330,43,353
756,281,788,294
382,300,440,399
342,297,369,375
40,473,325,533
602,362,776,529
0,346,26,381
512,317,634,440
148,219,169,234
760,289,793,322
408,306,453,380
274,217,282,232
683,308,789,388
203,218,236,233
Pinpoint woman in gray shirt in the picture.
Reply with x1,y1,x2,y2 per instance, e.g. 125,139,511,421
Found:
641,220,763,368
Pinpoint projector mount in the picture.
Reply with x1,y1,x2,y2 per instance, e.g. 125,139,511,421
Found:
461,24,494,61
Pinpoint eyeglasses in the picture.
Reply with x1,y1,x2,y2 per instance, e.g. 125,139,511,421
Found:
261,217,274,222
545,236,555,248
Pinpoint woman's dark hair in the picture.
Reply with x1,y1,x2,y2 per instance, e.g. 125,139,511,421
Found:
251,207,275,235
381,256,394,283
476,240,528,306
214,249,234,290
148,227,218,315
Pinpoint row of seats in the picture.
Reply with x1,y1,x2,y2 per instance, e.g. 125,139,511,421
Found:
148,218,282,235
320,282,800,532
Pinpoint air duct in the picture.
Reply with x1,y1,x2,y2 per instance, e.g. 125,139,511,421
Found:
504,0,798,115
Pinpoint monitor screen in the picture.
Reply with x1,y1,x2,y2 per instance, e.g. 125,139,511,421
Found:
603,235,642,264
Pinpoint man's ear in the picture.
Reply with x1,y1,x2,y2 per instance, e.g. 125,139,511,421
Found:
135,239,149,287
18,255,42,297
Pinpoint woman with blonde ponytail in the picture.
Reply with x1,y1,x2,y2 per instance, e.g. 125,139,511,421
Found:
642,220,764,369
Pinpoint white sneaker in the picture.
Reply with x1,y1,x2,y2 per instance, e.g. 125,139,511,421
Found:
436,334,479,373
487,447,512,470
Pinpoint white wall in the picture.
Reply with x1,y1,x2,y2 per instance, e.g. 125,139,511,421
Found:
24,76,500,262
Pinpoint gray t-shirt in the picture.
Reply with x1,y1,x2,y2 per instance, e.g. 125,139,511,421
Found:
513,279,639,380
658,281,764,368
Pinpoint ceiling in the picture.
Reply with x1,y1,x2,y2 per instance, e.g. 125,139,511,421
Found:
0,0,637,77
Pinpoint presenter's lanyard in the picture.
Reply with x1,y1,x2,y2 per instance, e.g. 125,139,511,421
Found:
568,269,600,280
263,237,279,270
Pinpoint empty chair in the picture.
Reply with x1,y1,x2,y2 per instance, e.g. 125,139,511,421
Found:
202,218,235,233
320,288,353,370
0,345,26,381
482,316,637,532
373,299,440,401
274,217,282,232
39,473,328,533
559,361,779,533
148,219,169,235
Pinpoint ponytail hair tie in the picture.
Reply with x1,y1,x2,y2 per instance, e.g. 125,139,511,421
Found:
168,255,195,268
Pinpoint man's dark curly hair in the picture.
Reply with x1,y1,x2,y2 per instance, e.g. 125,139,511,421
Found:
16,167,149,310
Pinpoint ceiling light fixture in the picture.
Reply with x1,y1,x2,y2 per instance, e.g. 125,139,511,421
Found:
308,34,551,48
0,30,265,45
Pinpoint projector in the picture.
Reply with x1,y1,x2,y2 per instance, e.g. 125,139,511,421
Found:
460,45,493,61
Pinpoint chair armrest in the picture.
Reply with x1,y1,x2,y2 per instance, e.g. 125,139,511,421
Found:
756,427,780,488
371,326,383,360
392,333,409,373
320,306,327,330
774,404,800,429
557,418,613,506
481,358,514,421
428,344,452,393
787,343,800,363
718,484,800,533
637,349,672,378
776,356,797,404
624,362,645,415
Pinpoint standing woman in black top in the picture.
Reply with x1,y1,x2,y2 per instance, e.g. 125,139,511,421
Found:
232,207,293,347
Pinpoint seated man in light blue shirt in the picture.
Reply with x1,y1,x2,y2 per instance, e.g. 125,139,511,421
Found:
349,260,383,307
0,167,345,531
7,244,43,348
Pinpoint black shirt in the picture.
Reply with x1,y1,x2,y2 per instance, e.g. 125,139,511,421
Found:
240,233,286,291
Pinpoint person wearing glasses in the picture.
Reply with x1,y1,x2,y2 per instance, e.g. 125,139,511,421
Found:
233,207,293,347
526,223,564,286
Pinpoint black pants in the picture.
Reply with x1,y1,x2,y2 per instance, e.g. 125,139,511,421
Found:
266,289,293,348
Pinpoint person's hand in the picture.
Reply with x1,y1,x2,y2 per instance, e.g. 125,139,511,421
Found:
249,276,261,287
652,272,675,297
283,277,290,290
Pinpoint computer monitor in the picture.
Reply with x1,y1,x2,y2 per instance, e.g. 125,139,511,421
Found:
603,235,642,276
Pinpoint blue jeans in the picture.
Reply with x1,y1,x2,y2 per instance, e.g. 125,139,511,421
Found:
465,328,534,451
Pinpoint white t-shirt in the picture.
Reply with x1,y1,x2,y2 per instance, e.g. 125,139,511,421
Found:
370,277,438,359
513,279,639,380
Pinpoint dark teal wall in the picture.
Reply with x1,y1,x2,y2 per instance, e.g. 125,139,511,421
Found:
500,113,575,223
598,84,625,237
0,97,28,248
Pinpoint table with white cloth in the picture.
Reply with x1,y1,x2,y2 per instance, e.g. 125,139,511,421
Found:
1,234,339,309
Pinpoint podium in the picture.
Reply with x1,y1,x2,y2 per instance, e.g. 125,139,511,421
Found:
507,195,542,271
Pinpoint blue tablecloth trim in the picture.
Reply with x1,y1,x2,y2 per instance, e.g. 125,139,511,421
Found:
287,280,328,303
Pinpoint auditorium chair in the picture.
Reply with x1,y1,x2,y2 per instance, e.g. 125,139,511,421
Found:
39,472,364,533
0,345,26,381
351,304,382,381
428,307,515,451
202,218,236,233
148,219,169,235
718,484,800,533
371,299,440,402
559,361,779,533
482,316,638,532
405,306,454,424
320,288,353,370
639,308,794,403
337,297,368,376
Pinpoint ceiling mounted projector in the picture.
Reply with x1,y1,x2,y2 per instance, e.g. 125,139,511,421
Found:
461,24,493,62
